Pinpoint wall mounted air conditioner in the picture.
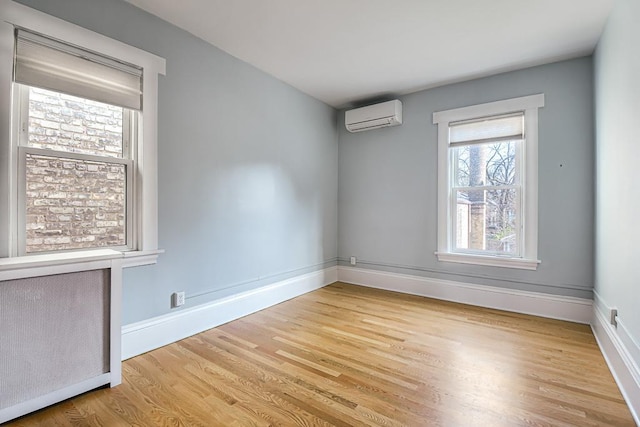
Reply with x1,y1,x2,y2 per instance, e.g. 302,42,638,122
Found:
345,99,403,133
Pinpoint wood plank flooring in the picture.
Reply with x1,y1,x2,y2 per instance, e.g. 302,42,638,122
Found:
5,282,635,426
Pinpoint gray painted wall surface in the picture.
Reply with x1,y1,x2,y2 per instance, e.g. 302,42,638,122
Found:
339,58,594,299
16,0,339,324
594,0,640,352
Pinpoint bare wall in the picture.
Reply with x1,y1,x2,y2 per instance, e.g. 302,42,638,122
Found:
594,0,640,361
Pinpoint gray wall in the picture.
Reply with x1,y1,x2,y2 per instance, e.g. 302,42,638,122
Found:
16,0,339,324
594,0,640,355
339,57,594,299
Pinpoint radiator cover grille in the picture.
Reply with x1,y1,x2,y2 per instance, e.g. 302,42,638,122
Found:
0,269,110,410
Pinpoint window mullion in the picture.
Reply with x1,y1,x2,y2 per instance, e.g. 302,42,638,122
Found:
515,187,522,257
448,147,456,253
22,147,131,165
122,110,131,160
515,138,524,256
17,85,29,147
11,86,30,256
452,184,520,192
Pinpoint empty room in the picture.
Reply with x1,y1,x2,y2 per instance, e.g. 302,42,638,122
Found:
0,0,638,425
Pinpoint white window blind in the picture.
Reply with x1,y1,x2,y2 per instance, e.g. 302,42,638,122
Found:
14,29,142,110
449,113,524,146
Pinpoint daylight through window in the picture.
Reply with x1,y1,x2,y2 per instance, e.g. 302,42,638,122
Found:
450,113,523,256
433,94,544,270
21,87,133,253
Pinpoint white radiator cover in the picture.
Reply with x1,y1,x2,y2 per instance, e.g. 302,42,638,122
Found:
0,270,110,411
0,250,124,424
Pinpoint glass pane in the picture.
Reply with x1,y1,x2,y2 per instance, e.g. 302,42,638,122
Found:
454,188,519,256
453,140,519,187
25,153,126,253
27,87,124,158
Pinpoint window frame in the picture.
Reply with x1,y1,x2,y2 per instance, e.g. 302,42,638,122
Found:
449,114,523,257
0,1,165,266
16,84,136,255
433,94,544,270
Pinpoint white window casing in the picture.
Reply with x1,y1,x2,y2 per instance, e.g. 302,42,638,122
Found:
433,94,544,270
0,0,166,267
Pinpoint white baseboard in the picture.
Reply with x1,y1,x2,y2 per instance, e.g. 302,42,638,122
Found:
592,292,640,425
121,266,337,360
337,266,592,324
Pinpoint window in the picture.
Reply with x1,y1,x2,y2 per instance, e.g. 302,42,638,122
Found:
13,29,138,255
0,2,165,265
18,86,133,253
433,94,544,270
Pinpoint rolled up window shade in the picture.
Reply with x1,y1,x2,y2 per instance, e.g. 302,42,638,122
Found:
14,29,142,110
449,113,524,146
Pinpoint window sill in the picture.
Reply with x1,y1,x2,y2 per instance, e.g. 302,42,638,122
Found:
121,249,164,268
0,248,163,276
435,252,540,270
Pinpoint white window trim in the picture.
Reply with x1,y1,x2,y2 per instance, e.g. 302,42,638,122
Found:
433,94,544,270
0,0,166,268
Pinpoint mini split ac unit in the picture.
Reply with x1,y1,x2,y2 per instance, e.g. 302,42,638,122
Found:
345,99,403,133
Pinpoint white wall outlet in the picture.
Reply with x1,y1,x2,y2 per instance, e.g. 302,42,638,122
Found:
172,291,186,308
610,308,618,327
350,256,357,266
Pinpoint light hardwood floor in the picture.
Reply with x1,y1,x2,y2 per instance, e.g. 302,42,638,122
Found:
6,282,635,426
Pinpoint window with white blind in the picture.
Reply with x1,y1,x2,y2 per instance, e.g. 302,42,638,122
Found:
0,2,165,264
433,94,544,270
13,30,140,254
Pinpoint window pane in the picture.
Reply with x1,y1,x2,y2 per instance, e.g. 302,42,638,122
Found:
25,153,126,253
453,140,519,187
454,188,519,256
27,87,124,158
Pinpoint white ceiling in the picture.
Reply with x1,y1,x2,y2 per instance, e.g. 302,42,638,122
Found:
124,0,614,108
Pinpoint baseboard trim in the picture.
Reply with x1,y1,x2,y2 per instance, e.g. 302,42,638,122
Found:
121,266,337,360
337,266,592,324
591,293,640,425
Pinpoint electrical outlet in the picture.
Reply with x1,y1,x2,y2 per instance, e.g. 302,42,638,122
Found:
350,256,357,266
610,308,618,327
172,291,186,308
